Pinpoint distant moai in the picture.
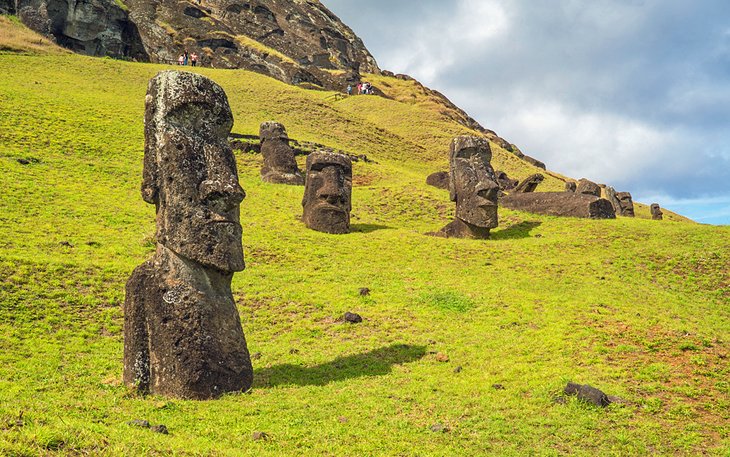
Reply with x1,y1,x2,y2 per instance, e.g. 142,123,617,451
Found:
651,203,664,220
616,192,635,217
513,173,544,193
302,150,352,234
259,121,304,185
604,186,622,214
123,71,253,399
565,181,577,192
576,178,601,197
436,135,499,239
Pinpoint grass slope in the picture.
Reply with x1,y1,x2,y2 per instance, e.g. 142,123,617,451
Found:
0,29,729,456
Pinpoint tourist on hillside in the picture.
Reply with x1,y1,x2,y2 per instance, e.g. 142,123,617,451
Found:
357,82,362,95
177,54,185,66
183,51,189,66
191,53,199,67
346,84,352,96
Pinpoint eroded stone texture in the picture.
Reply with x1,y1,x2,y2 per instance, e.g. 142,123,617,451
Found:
616,192,635,217
565,181,577,192
513,173,544,193
651,203,663,220
495,170,519,191
426,171,450,190
124,71,253,399
604,186,622,214
436,136,499,239
302,151,352,234
576,178,601,197
259,121,304,185
500,192,616,219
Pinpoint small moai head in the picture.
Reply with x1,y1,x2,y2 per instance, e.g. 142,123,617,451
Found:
616,192,635,217
302,151,352,234
565,181,577,192
142,71,245,272
576,178,601,197
651,203,663,220
259,121,290,144
449,135,499,229
259,121,303,185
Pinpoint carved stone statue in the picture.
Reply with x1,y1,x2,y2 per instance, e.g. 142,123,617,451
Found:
651,203,663,220
565,181,577,192
123,71,253,399
616,192,635,217
302,150,352,234
437,135,499,239
576,178,601,197
259,121,304,185
513,173,544,193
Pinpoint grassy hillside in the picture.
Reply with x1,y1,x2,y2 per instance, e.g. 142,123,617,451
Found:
0,21,728,456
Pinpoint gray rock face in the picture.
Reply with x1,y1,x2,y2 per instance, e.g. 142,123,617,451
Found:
616,192,635,217
500,192,616,219
0,0,14,14
259,121,304,185
302,150,352,234
513,173,544,193
576,178,601,197
123,71,253,399
437,136,499,239
16,0,147,60
651,203,663,220
426,171,449,190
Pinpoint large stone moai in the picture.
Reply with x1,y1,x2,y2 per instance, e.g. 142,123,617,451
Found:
651,203,664,220
616,192,635,217
123,71,253,399
302,151,353,234
437,135,499,239
259,121,304,185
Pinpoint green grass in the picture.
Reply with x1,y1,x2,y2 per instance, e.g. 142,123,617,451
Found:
0,40,729,455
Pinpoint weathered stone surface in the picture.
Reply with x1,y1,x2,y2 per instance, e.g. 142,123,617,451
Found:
513,173,544,193
523,154,546,170
123,71,253,400
343,312,362,324
604,186,621,213
435,136,499,239
259,121,304,185
0,0,14,14
495,170,519,191
302,150,352,234
500,192,616,219
651,203,663,220
576,178,601,197
16,0,147,60
616,192,635,217
426,171,449,190
564,382,611,407
565,181,577,192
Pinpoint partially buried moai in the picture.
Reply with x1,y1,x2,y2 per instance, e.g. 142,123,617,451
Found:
616,192,635,217
651,203,663,220
259,121,304,185
437,135,499,239
302,150,352,234
123,71,253,399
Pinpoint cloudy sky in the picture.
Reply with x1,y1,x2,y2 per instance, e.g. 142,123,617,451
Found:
326,0,730,225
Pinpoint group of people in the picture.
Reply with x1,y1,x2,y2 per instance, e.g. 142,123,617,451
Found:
177,51,199,67
346,81,373,96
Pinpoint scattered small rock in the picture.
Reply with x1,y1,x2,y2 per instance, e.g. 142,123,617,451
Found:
127,419,150,428
453,365,463,373
251,352,262,360
289,348,300,355
429,423,450,433
86,241,101,247
343,312,363,324
59,241,74,247
564,382,611,407
338,416,348,423
150,424,169,434
17,158,30,165
435,353,449,363
358,288,370,296
491,384,505,390
428,340,437,345
252,431,269,441
552,396,567,405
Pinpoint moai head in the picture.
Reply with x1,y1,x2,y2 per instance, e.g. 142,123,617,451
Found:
302,151,352,234
616,192,635,217
576,178,601,197
651,203,663,220
565,181,577,192
259,121,304,185
142,71,245,272
448,135,499,229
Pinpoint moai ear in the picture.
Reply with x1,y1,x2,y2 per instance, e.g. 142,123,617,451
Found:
142,92,160,205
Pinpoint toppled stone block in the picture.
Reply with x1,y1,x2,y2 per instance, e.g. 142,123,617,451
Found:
576,178,601,197
564,382,611,407
500,192,616,219
513,174,544,193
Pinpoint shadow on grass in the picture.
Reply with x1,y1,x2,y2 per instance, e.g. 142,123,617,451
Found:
351,223,392,233
491,221,542,240
253,344,426,388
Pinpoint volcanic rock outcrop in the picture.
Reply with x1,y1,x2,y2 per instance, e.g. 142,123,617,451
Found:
259,121,304,185
500,192,616,219
302,150,352,234
435,135,499,239
123,71,253,399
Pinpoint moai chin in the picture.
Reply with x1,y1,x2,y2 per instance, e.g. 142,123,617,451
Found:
123,71,253,400
302,150,352,234
438,135,499,239
651,203,663,220
259,121,304,185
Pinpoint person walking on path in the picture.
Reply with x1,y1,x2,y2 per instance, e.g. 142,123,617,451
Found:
183,51,189,66
191,52,198,67
346,84,352,96
177,54,184,65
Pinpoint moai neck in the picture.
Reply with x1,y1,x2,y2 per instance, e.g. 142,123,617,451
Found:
155,243,234,297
